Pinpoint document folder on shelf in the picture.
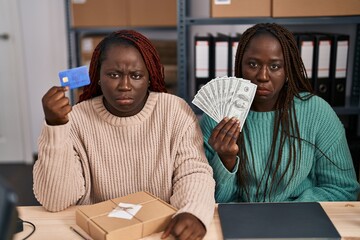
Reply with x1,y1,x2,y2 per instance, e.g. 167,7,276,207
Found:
218,202,340,240
313,33,332,104
230,34,242,76
294,33,315,88
194,34,214,92
214,33,231,77
329,34,349,106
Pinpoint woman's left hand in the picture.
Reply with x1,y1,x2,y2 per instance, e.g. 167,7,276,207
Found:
161,212,206,240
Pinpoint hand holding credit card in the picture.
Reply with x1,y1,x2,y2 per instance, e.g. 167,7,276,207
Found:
59,66,90,89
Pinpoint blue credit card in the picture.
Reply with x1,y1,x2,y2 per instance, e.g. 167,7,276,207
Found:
58,66,90,89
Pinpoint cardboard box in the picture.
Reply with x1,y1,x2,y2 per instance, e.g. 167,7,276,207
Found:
80,35,107,66
272,0,360,17
164,65,178,94
71,0,128,27
211,0,271,18
128,0,177,27
70,35,106,104
76,191,177,240
150,39,178,94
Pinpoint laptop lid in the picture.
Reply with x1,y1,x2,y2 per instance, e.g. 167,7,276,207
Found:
218,202,340,240
0,177,18,240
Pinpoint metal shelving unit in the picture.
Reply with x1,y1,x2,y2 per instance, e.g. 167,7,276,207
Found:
177,0,360,117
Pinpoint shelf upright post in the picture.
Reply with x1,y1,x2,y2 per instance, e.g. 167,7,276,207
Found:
65,0,73,68
65,0,77,104
177,0,189,102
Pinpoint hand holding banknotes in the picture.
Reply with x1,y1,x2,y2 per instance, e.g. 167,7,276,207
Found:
192,76,256,170
208,117,240,170
42,86,72,126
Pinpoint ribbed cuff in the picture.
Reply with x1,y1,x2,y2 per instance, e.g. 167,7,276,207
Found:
211,154,239,184
41,120,71,146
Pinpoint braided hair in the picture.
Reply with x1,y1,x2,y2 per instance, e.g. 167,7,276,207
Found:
79,30,167,103
234,23,314,201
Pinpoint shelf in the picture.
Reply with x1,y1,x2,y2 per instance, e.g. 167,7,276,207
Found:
69,27,177,36
177,0,360,115
185,16,360,26
334,106,360,115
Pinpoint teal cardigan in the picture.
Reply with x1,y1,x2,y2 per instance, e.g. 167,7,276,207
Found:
200,94,360,202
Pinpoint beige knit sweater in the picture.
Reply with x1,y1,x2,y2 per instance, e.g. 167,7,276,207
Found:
33,92,215,228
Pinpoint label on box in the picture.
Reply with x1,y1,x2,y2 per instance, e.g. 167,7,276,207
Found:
81,38,94,53
108,203,142,220
215,0,231,5
72,0,87,4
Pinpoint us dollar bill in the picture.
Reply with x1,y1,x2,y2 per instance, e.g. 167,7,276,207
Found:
192,76,257,129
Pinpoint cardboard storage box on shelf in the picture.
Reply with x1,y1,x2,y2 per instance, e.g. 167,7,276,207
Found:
71,0,176,28
70,35,106,104
128,0,177,27
151,40,178,94
76,191,177,240
272,0,360,17
71,0,128,27
211,0,271,18
80,35,107,67
163,65,178,95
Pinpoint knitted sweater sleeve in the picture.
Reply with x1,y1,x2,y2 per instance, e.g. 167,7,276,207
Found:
295,133,360,201
295,98,360,201
33,121,85,212
199,114,240,203
169,105,216,230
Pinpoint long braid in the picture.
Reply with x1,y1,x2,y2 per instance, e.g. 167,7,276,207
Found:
78,30,166,103
234,23,314,201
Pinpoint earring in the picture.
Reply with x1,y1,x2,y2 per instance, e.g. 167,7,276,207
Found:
98,80,101,85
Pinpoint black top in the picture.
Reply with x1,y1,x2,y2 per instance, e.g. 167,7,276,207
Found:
0,177,18,240
218,202,340,240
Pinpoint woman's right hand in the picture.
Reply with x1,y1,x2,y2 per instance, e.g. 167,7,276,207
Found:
208,117,240,171
42,86,72,126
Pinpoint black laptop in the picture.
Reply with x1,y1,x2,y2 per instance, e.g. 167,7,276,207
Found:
218,202,340,240
0,177,18,240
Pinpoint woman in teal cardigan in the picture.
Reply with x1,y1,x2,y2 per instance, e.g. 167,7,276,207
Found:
200,23,360,202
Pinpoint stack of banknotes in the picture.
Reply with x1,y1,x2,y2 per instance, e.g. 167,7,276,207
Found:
192,76,257,131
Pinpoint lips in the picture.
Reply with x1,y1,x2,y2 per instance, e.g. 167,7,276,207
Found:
115,96,134,105
256,87,271,96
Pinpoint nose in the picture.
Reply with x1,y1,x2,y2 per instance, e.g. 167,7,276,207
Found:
256,65,269,82
117,75,131,91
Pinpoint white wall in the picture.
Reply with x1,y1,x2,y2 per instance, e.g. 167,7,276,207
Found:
18,0,68,154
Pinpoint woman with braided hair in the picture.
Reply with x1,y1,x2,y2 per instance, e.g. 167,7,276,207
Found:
200,23,359,203
34,30,215,239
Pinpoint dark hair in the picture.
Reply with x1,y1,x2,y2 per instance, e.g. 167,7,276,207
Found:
78,30,167,102
234,23,314,201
